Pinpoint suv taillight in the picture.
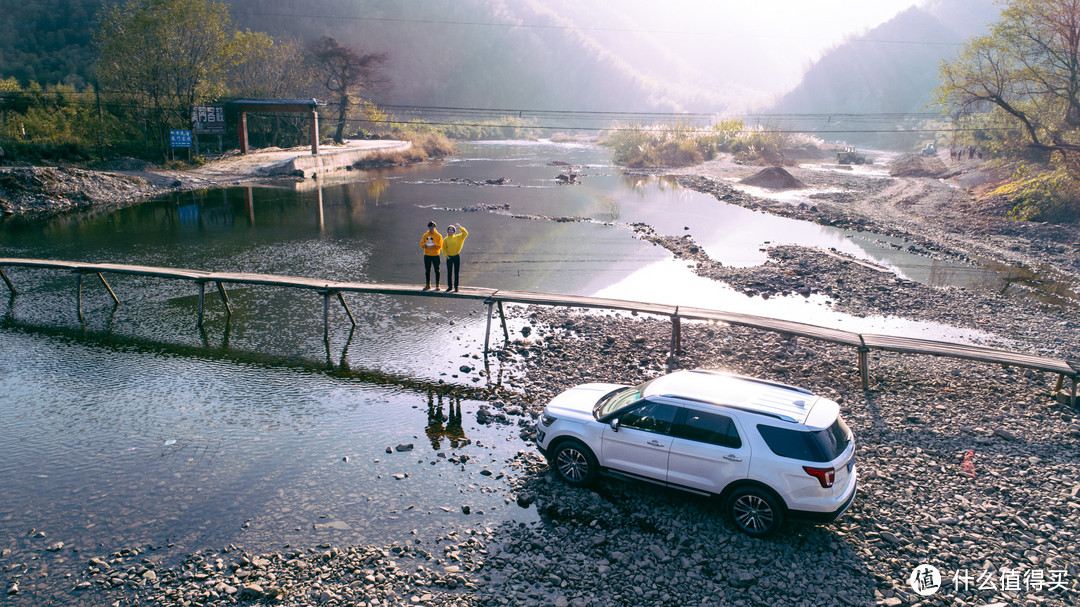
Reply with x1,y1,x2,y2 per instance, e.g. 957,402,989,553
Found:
803,466,836,488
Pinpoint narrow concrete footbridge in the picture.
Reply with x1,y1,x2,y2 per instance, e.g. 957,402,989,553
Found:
1,257,1076,404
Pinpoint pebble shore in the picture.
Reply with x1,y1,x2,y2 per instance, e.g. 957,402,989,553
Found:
5,161,1080,607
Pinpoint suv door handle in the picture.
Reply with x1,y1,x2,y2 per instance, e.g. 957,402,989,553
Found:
724,454,742,462
647,440,665,447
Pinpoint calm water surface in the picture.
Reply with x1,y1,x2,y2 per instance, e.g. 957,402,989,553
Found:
0,141,1034,603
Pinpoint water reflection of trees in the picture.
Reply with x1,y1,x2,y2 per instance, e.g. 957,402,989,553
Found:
426,390,467,450
618,174,678,194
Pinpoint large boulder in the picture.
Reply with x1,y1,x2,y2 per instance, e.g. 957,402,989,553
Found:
739,166,806,190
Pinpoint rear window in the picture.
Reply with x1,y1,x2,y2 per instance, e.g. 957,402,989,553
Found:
756,418,851,463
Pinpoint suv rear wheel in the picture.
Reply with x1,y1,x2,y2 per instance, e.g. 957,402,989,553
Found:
727,486,784,537
551,440,598,487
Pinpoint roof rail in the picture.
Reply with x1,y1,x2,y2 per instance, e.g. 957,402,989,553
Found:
687,369,814,395
661,394,799,423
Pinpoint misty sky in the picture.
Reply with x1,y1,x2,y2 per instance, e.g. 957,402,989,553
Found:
285,0,969,111
638,0,922,54
583,0,927,97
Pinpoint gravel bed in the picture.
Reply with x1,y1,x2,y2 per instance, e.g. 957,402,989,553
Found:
54,295,1080,607
6,159,1080,607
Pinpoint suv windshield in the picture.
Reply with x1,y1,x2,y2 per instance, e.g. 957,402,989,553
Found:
594,379,653,418
757,418,851,463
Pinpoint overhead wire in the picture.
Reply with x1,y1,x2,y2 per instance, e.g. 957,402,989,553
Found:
0,91,1007,135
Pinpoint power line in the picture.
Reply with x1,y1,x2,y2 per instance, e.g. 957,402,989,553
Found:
0,92,947,121
2,92,1007,135
226,9,962,47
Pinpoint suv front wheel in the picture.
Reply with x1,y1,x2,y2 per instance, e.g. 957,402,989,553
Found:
551,440,598,487
727,486,784,537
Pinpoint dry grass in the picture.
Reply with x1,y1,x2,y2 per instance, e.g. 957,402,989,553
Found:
352,131,456,169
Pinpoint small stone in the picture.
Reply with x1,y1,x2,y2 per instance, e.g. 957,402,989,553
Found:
46,541,64,552
731,571,756,588
993,428,1018,441
461,505,471,514
395,443,414,452
459,365,473,373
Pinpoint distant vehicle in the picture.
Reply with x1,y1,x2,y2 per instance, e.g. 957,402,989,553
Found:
836,147,866,165
922,134,947,155
534,369,858,537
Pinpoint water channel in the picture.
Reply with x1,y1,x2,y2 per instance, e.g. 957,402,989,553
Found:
0,141,1044,603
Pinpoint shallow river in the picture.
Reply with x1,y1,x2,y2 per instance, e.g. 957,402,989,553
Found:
0,141,1019,602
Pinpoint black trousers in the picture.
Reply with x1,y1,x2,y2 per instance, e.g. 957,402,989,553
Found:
424,254,441,285
446,254,461,289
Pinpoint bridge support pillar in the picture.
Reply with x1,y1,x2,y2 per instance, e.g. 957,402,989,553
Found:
666,314,682,371
858,347,870,390
215,281,232,316
483,301,494,354
0,266,15,295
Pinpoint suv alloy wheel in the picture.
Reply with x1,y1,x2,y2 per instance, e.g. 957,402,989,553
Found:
552,440,598,487
727,486,785,537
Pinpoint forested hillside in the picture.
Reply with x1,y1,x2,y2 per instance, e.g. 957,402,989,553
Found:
0,0,107,86
2,0,1001,119
769,0,999,147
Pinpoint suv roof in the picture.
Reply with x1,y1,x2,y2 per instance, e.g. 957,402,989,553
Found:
643,369,837,428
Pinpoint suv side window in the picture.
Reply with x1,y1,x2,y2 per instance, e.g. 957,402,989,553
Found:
618,400,678,435
672,410,742,448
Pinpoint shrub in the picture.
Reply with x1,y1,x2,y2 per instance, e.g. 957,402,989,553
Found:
352,130,457,168
999,167,1080,223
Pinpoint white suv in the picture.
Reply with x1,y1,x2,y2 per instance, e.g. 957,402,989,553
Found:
534,369,857,537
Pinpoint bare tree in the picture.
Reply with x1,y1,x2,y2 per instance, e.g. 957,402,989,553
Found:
306,37,387,144
936,0,1080,159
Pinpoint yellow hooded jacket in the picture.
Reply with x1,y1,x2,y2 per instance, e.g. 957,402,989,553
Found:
421,230,443,256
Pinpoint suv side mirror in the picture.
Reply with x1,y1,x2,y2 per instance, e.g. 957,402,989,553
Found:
609,418,621,432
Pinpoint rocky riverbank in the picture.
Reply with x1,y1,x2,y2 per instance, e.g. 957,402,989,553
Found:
62,301,1080,607
6,153,1080,607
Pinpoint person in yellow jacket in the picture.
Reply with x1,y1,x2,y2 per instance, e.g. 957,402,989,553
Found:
442,223,469,292
421,221,443,290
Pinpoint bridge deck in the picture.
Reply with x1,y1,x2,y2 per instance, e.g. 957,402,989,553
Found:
1,258,1076,401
